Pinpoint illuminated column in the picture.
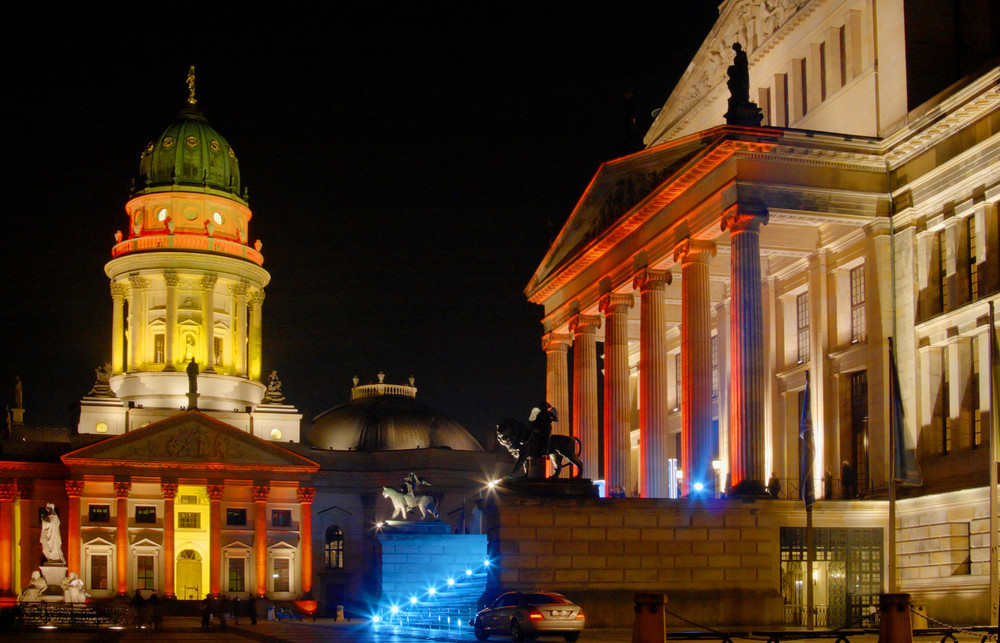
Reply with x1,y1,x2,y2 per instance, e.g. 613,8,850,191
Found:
634,268,673,497
207,483,224,596
571,314,601,480
0,483,15,596
114,481,131,595
721,206,769,496
111,282,127,375
543,333,571,477
202,274,218,373
161,483,178,598
248,291,265,382
163,270,179,371
675,238,717,494
715,293,731,488
252,485,269,596
600,293,634,493
297,487,316,595
65,480,84,576
231,281,249,377
127,274,148,372
16,481,32,589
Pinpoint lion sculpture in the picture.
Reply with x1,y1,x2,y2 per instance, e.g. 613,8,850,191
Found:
382,486,439,520
497,408,583,480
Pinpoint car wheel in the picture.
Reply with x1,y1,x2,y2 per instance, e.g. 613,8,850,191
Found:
474,617,489,641
564,633,580,642
510,618,525,642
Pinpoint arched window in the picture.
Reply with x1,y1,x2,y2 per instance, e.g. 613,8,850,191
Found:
325,526,344,569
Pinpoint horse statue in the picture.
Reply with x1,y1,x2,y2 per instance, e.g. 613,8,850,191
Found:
382,486,439,520
497,403,583,480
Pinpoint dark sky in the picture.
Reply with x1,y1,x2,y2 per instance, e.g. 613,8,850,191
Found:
1,4,718,446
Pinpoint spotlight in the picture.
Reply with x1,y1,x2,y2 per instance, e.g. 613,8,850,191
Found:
694,482,704,492
410,596,418,604
483,559,491,567
373,615,381,623
428,587,436,596
390,605,399,614
465,569,473,576
447,578,455,586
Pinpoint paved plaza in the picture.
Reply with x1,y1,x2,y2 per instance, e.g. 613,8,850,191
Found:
0,617,993,643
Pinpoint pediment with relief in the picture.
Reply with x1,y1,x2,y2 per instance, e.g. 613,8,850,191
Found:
62,411,318,472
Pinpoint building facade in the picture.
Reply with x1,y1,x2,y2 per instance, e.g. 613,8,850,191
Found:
525,0,997,625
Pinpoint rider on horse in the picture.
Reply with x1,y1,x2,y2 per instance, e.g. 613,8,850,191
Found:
526,402,556,455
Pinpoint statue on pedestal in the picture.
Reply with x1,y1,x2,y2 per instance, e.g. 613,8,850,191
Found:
40,503,64,564
497,403,583,480
61,572,88,603
723,42,764,127
19,571,47,602
381,472,439,520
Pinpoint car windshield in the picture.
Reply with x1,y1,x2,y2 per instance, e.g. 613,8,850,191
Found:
522,593,568,605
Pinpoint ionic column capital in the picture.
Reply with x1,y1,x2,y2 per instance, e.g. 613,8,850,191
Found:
633,268,673,292
721,205,769,233
542,332,572,353
64,480,84,498
160,483,178,500
163,270,180,287
570,314,601,335
113,481,132,498
251,485,270,502
599,293,634,315
674,238,717,264
296,487,316,504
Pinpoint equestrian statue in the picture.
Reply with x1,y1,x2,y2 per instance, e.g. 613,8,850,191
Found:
381,471,439,520
497,403,583,480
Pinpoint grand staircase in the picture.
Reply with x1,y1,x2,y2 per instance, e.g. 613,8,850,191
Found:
375,568,486,637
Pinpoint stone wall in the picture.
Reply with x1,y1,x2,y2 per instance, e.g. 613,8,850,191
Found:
378,531,487,600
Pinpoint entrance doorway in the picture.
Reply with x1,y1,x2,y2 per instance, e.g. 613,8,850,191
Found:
780,527,883,628
176,549,203,600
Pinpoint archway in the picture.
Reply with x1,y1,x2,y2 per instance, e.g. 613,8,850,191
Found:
176,549,203,600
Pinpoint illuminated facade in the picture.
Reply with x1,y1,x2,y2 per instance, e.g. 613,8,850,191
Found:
526,0,997,625
0,78,500,615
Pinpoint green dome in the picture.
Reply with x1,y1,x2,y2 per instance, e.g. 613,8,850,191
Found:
135,105,246,205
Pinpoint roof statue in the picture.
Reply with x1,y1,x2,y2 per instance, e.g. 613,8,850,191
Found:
14,376,22,410
86,362,115,398
263,370,286,403
186,358,199,410
186,65,197,106
723,43,764,127
497,403,583,481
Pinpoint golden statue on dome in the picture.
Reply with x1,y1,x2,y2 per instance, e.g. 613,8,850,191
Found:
186,65,197,105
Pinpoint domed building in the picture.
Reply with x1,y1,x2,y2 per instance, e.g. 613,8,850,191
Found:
0,70,507,618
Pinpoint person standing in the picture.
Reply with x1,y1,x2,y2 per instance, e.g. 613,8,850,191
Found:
841,460,856,499
248,594,258,625
232,596,240,625
201,594,211,629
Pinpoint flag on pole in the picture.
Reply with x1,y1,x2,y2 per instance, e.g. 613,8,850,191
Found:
890,337,922,486
800,371,816,507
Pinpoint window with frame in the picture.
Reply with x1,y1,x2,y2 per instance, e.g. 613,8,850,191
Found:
180,495,198,505
178,512,200,529
273,557,290,592
90,554,109,590
850,265,866,343
673,353,682,412
968,217,978,300
135,506,156,524
796,292,810,364
228,557,245,593
214,336,224,366
325,526,344,569
89,505,110,523
272,509,292,527
154,334,165,363
711,335,719,399
227,508,247,526
137,554,154,590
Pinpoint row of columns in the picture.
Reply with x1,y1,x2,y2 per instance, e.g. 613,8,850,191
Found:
542,205,769,497
0,479,314,599
109,272,265,381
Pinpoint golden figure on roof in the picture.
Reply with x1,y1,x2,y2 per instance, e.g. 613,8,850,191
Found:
186,65,197,105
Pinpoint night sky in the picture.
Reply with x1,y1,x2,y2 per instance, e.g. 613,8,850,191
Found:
1,4,718,447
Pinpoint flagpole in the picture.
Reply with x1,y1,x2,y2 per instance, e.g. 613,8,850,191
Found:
988,302,999,627
888,338,898,594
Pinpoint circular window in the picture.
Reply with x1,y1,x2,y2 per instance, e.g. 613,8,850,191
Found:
156,208,168,222
213,211,224,225
95,421,108,434
228,147,237,160
162,136,174,148
270,428,282,440
210,140,220,152
186,136,198,147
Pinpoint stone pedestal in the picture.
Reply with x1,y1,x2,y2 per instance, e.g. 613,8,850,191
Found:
495,477,599,498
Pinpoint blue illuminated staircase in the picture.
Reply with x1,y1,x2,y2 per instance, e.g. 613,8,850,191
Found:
375,568,487,636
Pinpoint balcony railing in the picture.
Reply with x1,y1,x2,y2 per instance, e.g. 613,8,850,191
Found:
111,234,263,265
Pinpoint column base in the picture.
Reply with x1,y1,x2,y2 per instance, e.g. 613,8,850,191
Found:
162,365,176,372
729,479,768,497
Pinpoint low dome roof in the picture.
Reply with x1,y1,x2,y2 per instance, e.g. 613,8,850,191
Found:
308,391,482,452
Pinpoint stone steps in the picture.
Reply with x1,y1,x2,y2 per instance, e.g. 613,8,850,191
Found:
377,570,485,633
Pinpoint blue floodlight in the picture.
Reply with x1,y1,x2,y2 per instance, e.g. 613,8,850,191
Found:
428,587,436,596
410,596,418,604
390,605,399,614
483,558,491,567
693,482,704,492
447,578,455,586
373,615,381,623
465,569,473,576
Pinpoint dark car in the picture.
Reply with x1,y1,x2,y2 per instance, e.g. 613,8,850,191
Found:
471,591,585,642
